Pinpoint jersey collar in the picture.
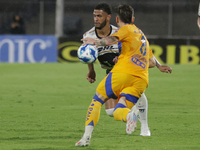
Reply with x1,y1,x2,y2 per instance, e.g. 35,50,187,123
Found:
95,25,112,39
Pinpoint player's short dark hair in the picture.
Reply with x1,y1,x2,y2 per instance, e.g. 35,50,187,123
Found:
94,3,112,15
116,4,134,24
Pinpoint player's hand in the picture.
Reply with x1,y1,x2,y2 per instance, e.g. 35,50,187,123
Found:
87,70,96,83
158,65,172,73
81,37,96,45
113,56,118,64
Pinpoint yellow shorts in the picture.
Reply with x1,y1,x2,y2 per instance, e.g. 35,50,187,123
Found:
96,72,147,104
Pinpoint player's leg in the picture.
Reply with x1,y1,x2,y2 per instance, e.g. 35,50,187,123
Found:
75,93,106,147
104,69,118,117
101,72,135,123
75,73,111,147
105,98,117,116
105,92,150,135
132,93,151,136
105,90,150,135
112,73,144,123
113,95,140,134
111,73,147,134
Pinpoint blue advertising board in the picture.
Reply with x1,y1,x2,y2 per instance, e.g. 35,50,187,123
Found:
0,35,57,63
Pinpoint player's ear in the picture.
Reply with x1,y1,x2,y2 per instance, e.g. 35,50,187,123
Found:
107,14,111,21
116,16,119,23
132,17,135,23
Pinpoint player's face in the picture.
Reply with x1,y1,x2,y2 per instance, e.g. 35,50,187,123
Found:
93,9,108,30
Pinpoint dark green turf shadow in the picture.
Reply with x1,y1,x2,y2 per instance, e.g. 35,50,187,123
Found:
0,135,80,141
14,147,96,150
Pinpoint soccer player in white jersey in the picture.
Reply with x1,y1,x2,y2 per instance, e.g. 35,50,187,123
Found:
197,2,200,29
82,3,172,137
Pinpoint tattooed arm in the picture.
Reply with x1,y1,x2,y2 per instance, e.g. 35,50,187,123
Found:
81,36,119,46
95,36,119,46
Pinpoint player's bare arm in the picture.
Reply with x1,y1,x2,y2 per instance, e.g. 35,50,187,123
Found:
87,63,96,83
149,57,156,68
158,65,172,73
95,36,118,46
154,56,172,73
82,36,118,46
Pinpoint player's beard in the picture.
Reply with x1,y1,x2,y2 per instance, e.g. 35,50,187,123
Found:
95,19,107,30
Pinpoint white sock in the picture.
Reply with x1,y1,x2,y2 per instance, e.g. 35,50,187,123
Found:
83,125,94,140
105,108,114,117
136,93,148,127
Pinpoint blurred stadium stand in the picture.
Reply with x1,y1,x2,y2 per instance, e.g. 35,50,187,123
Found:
0,0,199,38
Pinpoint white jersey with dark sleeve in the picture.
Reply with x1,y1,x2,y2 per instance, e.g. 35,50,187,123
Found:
83,25,119,70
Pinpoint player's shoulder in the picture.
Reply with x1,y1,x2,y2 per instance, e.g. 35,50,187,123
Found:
110,24,118,35
83,27,96,38
110,24,118,30
120,24,137,33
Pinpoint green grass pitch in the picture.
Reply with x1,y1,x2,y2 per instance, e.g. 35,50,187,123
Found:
0,63,200,150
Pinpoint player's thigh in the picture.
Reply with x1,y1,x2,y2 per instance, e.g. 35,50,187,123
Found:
120,77,147,109
96,72,119,99
121,78,147,98
96,74,109,100
96,72,147,101
97,72,140,98
109,73,135,96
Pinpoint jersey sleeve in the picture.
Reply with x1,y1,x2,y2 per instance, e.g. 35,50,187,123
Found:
82,32,89,44
111,26,129,41
149,48,154,58
83,32,87,38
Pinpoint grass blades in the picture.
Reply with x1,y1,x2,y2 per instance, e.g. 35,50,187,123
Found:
0,63,200,150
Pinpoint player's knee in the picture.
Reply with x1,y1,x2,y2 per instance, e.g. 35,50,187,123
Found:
113,104,123,121
105,108,114,117
113,109,118,120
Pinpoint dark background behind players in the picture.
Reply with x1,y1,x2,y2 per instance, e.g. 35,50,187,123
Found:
0,0,199,36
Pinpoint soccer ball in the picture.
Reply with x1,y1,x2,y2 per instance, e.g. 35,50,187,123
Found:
77,44,98,64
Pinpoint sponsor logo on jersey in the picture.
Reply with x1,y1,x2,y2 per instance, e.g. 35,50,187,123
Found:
131,57,146,69
139,109,145,113
131,54,147,69
97,45,119,56
97,46,115,52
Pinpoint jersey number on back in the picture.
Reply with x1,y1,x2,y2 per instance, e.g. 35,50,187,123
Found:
140,36,146,56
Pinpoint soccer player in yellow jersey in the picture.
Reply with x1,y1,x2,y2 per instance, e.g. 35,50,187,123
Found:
83,3,172,138
76,4,158,146
197,2,200,29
